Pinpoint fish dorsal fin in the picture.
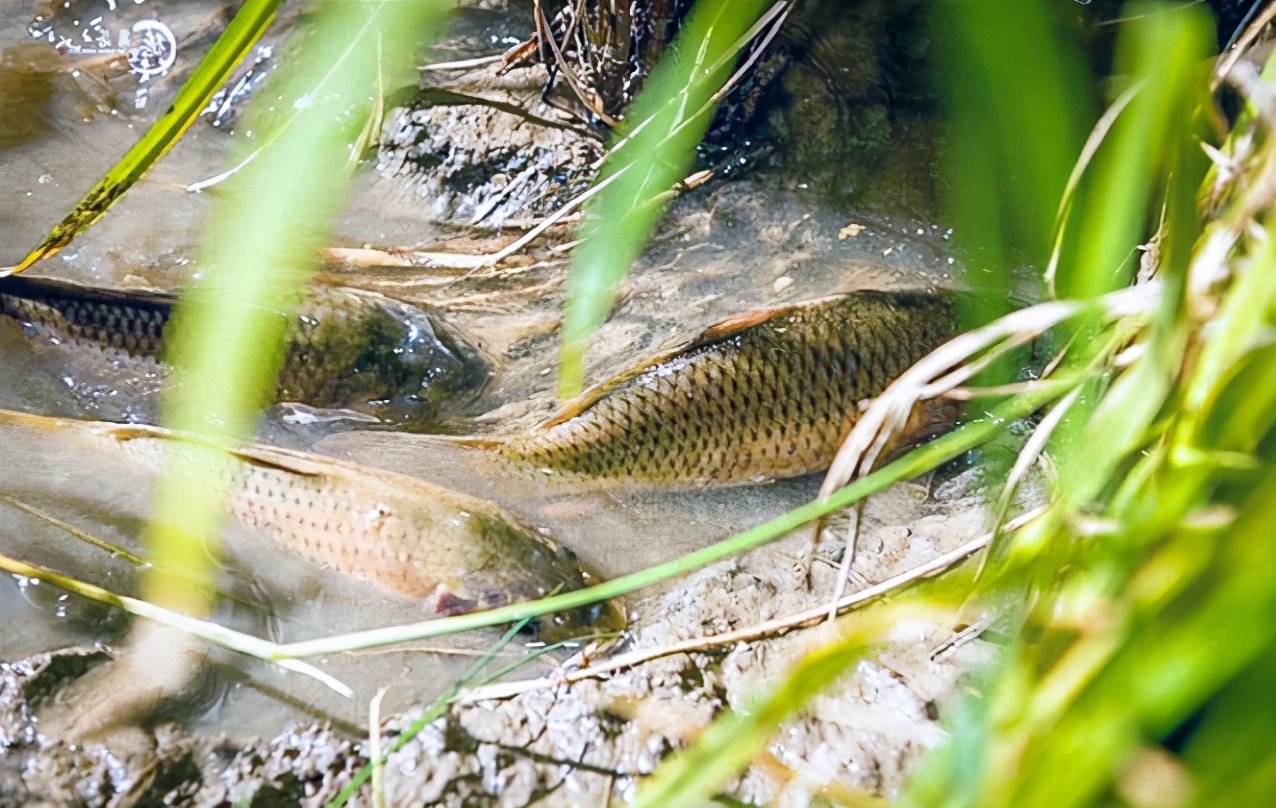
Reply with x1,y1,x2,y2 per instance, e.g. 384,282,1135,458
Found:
0,274,177,309
540,302,802,429
693,304,795,344
689,294,849,346
102,423,333,480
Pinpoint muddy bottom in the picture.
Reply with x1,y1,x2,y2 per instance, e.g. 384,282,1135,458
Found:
2,465,1023,806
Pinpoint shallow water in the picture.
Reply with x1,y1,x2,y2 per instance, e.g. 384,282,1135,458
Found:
0,0,970,745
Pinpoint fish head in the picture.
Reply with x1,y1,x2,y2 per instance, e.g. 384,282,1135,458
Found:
453,515,628,644
359,298,489,424
525,542,627,645
290,287,488,424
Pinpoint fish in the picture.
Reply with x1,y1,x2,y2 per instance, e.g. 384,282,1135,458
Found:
485,289,957,484
0,408,619,642
0,274,488,424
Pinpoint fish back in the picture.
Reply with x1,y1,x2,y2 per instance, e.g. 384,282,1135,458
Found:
505,290,955,483
0,275,170,360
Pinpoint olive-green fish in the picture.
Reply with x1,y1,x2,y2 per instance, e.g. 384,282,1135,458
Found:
0,408,618,641
485,289,956,484
0,275,487,423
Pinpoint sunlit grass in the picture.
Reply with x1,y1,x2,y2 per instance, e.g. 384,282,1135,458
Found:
142,0,451,616
557,0,771,397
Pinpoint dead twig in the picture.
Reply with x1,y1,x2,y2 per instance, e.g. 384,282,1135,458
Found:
459,507,1047,703
1212,1,1276,91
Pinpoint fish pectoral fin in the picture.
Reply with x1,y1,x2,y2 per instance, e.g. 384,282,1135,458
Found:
226,444,338,479
103,423,332,480
102,424,174,442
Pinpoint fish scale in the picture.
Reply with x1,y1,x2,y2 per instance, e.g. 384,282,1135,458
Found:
0,275,487,422
0,290,167,358
499,290,957,484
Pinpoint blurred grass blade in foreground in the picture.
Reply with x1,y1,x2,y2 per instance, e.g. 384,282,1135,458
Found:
142,0,450,616
557,0,772,397
938,0,1092,331
633,606,944,808
1053,2,1212,302
2,0,285,275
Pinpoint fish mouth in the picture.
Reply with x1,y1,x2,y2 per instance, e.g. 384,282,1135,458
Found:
434,577,627,645
529,598,627,645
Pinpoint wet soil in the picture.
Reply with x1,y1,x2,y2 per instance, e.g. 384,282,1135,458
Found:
3,469,1025,806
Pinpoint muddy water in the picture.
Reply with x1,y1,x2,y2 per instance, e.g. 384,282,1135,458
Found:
0,0,967,753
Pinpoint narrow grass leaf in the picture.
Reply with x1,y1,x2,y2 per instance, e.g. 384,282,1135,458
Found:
3,0,284,274
558,0,771,396
327,619,532,808
272,376,1079,659
142,0,450,617
633,606,944,808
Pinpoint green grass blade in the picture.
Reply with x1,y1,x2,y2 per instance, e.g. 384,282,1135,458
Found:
938,0,1092,324
2,0,284,275
557,0,771,397
1054,1,1213,301
632,605,944,808
271,376,1079,659
326,618,533,808
142,0,450,617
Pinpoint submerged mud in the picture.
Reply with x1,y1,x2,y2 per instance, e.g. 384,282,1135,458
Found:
1,470,1016,806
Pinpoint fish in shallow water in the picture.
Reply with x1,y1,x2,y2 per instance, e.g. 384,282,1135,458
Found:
0,275,487,424
0,408,618,641
483,289,957,484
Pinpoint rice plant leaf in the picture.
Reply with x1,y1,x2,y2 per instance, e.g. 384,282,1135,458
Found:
2,0,284,275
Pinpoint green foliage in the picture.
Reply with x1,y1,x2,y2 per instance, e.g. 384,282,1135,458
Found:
12,2,1276,805
938,0,1092,327
633,2,1276,806
143,0,450,614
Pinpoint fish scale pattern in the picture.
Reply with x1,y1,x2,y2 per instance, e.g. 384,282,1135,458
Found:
0,290,167,358
0,279,487,420
506,290,956,484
